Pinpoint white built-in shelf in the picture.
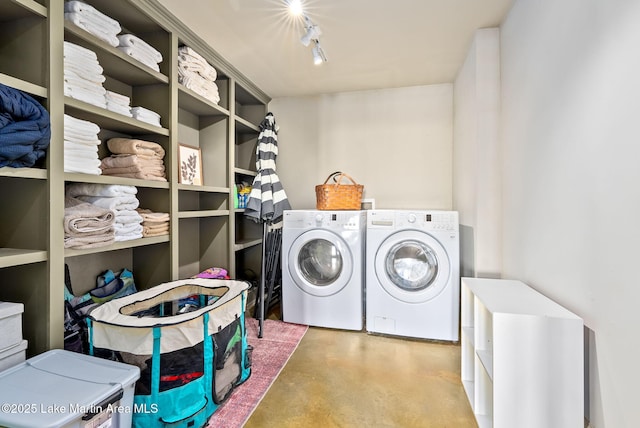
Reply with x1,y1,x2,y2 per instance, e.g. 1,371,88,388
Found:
0,248,47,269
178,210,229,219
0,167,47,180
64,235,170,258
0,74,47,99
234,238,262,251
234,167,257,177
461,277,584,428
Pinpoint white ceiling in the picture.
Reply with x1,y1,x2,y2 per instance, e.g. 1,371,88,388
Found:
157,0,514,98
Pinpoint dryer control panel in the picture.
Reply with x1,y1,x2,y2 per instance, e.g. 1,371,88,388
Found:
367,210,458,232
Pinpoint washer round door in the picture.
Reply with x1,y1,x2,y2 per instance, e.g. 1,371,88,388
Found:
374,230,450,303
287,229,353,297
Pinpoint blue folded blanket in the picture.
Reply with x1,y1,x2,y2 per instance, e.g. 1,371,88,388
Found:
0,83,51,167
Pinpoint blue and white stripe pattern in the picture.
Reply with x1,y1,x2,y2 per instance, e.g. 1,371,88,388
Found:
244,112,291,222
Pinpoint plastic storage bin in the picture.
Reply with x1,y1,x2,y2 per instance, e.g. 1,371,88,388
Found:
0,349,140,428
0,339,27,372
0,301,24,350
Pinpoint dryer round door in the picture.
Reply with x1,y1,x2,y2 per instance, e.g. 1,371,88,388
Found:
287,229,353,297
374,230,450,303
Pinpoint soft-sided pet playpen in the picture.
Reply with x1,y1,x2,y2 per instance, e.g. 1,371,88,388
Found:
88,278,252,428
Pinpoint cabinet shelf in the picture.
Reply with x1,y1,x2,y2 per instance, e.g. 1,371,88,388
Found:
64,235,169,258
235,116,259,134
0,248,47,269
64,23,169,86
178,85,230,117
234,167,257,177
178,210,229,219
64,97,169,136
177,184,228,193
0,73,47,98
0,167,47,180
1,0,270,356
1,0,46,20
64,173,170,189
234,238,262,251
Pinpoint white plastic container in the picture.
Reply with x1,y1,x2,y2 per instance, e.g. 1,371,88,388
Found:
0,301,24,349
0,349,140,428
0,339,27,372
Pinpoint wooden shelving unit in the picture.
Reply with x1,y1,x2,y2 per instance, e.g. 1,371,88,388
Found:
0,0,269,355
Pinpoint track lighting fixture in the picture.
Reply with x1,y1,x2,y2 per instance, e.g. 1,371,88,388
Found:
285,0,328,65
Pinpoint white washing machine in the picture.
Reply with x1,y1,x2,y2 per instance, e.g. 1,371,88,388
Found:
366,210,460,341
282,210,366,330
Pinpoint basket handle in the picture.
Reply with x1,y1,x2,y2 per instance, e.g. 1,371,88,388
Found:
323,171,359,186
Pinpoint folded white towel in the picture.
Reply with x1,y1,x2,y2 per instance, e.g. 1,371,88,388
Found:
114,210,144,225
64,61,103,80
64,75,107,94
106,103,133,117
66,183,137,198
64,141,100,153
64,158,103,175
117,46,160,72
105,90,130,105
178,46,217,81
117,34,162,63
131,106,162,126
64,1,121,32
179,74,220,104
64,114,100,134
64,146,100,161
64,12,120,47
63,41,99,61
77,195,140,211
64,86,107,109
63,130,100,145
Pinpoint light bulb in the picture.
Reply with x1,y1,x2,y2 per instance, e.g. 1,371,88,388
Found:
312,45,323,65
288,0,303,16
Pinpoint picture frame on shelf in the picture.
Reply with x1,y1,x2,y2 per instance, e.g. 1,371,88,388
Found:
178,144,203,185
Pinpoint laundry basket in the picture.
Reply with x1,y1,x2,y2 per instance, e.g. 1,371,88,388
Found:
315,171,364,210
88,278,252,428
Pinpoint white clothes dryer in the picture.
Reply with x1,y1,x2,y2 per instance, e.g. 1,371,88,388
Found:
366,210,460,341
282,210,366,330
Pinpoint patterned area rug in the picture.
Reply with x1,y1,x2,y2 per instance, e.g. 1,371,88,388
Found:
206,318,308,428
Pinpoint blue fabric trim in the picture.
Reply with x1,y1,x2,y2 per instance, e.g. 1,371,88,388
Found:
152,327,161,402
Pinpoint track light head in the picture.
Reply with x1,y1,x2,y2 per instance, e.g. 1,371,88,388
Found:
312,40,327,65
301,24,321,47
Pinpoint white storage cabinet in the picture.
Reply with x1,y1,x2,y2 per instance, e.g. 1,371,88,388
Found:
460,277,583,428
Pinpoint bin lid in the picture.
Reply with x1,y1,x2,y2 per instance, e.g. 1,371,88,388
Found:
0,301,24,318
0,349,140,428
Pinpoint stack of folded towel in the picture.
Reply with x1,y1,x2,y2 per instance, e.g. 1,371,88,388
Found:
105,90,132,117
0,83,51,168
136,208,170,238
130,106,162,127
64,196,115,249
64,114,102,175
117,34,163,72
101,137,167,182
66,184,143,242
64,41,107,109
178,46,220,104
64,0,121,47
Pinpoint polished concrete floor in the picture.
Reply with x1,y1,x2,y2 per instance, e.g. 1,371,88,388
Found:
245,318,477,428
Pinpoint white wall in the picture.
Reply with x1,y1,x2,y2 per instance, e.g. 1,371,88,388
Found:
453,28,502,279
270,85,453,210
500,0,640,426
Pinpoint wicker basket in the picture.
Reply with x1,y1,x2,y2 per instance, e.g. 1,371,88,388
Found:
315,172,364,210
